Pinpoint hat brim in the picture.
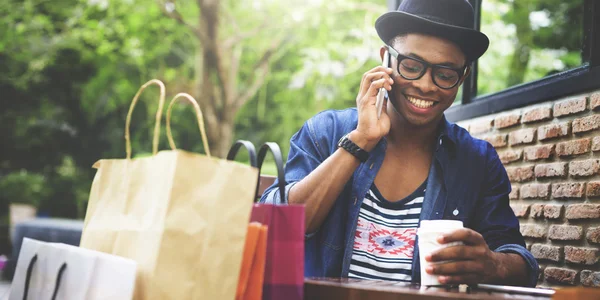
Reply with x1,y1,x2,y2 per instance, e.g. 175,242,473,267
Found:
375,11,489,62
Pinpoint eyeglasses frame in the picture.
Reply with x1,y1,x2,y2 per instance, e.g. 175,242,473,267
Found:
386,45,468,90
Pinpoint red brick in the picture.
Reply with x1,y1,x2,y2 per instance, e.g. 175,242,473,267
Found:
530,244,561,262
580,270,600,287
593,136,600,152
470,119,493,134
554,97,587,117
523,145,554,161
573,115,600,133
543,204,562,219
510,204,529,218
590,92,600,110
545,267,577,285
538,122,570,141
556,138,591,157
587,181,600,197
509,128,537,146
530,203,544,218
506,165,534,183
552,182,585,199
548,225,582,241
564,246,599,265
499,150,522,164
522,107,552,123
569,159,600,177
565,204,600,220
521,183,550,199
509,186,519,200
483,134,508,148
587,227,600,244
520,224,547,239
534,162,567,178
494,114,521,129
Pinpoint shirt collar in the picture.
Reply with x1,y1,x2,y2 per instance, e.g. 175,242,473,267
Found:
435,115,457,153
376,115,458,154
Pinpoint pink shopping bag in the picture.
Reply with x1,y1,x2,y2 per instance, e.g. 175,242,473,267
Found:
250,142,304,300
228,140,305,300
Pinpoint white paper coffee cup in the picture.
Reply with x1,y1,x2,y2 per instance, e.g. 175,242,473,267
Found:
417,220,464,286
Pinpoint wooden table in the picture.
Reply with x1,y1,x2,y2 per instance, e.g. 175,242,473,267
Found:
305,278,564,300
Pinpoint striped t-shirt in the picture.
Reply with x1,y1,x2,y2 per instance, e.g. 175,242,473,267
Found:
348,179,426,282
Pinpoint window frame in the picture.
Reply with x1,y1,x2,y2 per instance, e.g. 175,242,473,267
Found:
387,0,600,122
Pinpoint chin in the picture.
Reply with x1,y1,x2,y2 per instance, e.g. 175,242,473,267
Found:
403,113,440,127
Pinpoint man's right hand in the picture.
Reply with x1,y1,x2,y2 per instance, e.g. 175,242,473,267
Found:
287,66,394,233
353,66,394,152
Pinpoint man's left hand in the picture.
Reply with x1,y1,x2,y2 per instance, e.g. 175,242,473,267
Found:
424,228,501,285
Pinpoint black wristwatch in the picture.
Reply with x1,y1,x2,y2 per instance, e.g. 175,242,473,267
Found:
337,133,369,163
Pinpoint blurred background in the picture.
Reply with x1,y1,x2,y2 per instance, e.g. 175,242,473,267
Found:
0,0,584,264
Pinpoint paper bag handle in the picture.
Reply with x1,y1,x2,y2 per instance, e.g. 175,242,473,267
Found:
22,254,38,300
21,255,67,300
50,263,67,300
256,142,286,204
165,93,211,157
226,140,258,167
125,79,166,159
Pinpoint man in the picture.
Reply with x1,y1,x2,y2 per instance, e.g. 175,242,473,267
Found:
260,0,538,287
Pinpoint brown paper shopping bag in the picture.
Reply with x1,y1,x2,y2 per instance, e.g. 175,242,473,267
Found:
80,80,258,300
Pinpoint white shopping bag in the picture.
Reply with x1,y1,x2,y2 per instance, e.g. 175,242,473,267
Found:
9,238,137,300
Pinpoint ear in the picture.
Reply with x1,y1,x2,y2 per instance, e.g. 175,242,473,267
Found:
379,46,387,62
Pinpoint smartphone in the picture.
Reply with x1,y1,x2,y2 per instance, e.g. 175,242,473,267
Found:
376,50,390,119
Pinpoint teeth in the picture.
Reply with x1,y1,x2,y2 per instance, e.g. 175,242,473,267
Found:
407,96,435,109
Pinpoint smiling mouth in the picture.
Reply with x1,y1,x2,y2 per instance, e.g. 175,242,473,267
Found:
406,95,437,109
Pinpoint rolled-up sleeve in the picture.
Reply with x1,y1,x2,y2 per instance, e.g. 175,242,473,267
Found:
474,143,539,287
494,244,539,287
259,117,326,205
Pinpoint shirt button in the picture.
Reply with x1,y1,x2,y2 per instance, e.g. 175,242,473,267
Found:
439,139,443,146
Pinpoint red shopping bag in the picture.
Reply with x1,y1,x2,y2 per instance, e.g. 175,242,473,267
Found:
250,143,305,300
227,140,305,300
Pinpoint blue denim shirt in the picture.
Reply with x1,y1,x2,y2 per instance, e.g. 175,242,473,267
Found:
260,108,539,287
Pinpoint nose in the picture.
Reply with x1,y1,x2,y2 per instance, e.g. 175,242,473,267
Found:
412,68,438,94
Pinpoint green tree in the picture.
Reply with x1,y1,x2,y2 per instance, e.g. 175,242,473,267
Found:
235,1,386,155
0,0,191,217
0,0,387,218
157,0,308,157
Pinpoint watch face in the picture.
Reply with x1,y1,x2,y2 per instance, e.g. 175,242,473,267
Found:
338,133,349,146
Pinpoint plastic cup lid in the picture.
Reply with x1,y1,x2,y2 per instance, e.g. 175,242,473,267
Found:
418,220,463,235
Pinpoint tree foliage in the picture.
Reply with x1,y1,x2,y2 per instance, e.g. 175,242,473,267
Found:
478,0,584,95
0,0,584,219
0,0,385,218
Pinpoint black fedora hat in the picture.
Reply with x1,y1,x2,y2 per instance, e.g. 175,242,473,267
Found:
375,0,489,62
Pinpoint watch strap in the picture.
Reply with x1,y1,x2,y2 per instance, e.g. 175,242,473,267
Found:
338,133,369,163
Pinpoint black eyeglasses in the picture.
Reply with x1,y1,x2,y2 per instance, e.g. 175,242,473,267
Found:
386,46,467,90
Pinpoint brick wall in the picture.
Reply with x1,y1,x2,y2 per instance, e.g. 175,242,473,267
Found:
458,91,600,288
